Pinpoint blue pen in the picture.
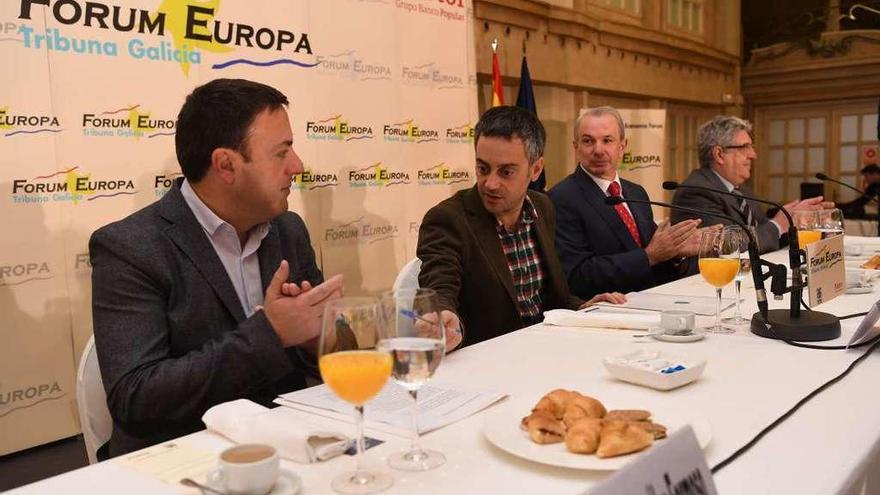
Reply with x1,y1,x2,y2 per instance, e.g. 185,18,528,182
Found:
400,309,462,335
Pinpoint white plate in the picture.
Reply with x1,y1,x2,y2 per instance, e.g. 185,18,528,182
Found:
482,399,712,470
652,329,705,343
208,469,301,495
846,286,874,295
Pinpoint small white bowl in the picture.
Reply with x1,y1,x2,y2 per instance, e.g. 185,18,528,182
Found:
603,350,706,391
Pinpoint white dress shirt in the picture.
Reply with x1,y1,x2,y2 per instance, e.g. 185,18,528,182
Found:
581,165,635,217
181,180,270,317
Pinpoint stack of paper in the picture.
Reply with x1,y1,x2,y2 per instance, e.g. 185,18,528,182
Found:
277,382,507,438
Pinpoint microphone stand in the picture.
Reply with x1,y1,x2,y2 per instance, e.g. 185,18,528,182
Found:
663,181,840,342
604,196,770,320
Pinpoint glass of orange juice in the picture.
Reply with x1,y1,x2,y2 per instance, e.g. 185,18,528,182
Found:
319,297,393,494
794,210,821,247
698,229,741,334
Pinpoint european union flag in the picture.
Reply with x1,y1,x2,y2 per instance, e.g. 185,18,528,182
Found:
516,56,545,192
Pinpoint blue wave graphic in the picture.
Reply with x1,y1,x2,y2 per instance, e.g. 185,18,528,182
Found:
309,183,338,190
5,129,64,137
0,275,53,287
212,58,320,70
0,394,66,418
369,234,397,244
417,138,439,144
148,131,176,138
87,191,138,201
345,135,373,141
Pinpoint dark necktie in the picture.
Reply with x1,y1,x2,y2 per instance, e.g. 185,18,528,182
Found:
733,188,754,226
607,181,642,247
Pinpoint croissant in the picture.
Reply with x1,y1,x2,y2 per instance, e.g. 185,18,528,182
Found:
629,421,667,440
564,417,602,454
562,395,607,427
604,409,652,422
526,413,565,444
596,420,654,458
532,389,577,419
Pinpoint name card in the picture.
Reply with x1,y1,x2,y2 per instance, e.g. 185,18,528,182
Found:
590,426,717,495
805,234,845,307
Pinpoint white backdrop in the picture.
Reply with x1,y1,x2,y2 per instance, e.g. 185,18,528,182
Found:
618,109,666,219
0,0,477,455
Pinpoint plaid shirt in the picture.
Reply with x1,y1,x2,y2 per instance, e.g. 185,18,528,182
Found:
496,196,545,322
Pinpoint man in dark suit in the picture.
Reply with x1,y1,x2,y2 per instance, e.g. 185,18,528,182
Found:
549,107,703,298
417,106,625,349
671,115,829,253
89,79,343,457
837,164,880,219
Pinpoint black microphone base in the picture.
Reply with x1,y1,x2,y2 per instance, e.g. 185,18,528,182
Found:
750,309,841,342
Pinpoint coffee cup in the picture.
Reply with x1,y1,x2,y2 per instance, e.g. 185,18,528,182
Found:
208,444,280,495
845,244,864,256
846,268,868,289
660,310,695,334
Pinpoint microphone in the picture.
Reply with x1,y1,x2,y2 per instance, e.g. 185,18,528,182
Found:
661,181,840,342
815,172,880,204
604,196,770,320
663,180,801,304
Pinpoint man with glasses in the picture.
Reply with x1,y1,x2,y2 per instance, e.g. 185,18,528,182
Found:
671,115,829,252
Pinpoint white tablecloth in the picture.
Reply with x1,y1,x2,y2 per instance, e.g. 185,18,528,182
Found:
11,241,880,495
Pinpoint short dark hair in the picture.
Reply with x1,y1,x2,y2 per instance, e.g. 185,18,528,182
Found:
474,106,545,165
861,164,880,175
175,78,289,182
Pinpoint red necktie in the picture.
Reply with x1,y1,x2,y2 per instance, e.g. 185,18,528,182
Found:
607,181,642,247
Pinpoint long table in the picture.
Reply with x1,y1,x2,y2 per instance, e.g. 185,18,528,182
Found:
11,241,880,494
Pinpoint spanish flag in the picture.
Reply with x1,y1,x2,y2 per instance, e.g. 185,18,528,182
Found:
491,51,504,107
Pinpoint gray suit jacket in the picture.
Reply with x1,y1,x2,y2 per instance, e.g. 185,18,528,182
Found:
670,167,781,253
89,179,322,457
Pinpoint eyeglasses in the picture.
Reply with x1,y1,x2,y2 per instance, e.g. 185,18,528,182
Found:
722,142,754,151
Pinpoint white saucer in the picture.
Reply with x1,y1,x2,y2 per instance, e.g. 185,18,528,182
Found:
650,329,705,343
209,469,301,495
846,285,874,295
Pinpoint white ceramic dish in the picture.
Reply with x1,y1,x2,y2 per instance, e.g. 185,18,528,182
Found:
482,399,712,471
208,469,301,495
647,328,706,343
603,350,706,390
846,285,874,295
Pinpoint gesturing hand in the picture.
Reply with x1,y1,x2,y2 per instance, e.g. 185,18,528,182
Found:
263,260,344,348
645,219,701,265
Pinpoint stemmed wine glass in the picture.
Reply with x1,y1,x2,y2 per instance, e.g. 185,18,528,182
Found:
319,297,394,494
721,225,758,326
378,288,446,471
698,229,741,334
793,210,821,247
817,208,845,239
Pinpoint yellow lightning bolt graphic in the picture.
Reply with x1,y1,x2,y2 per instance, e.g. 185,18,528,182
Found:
155,0,233,76
0,106,12,130
65,170,95,204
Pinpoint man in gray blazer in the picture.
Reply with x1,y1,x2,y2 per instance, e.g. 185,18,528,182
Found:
89,79,343,457
671,115,829,253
